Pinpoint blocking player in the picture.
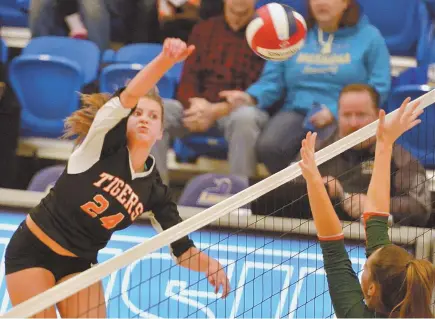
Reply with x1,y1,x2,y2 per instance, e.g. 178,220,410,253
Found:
4,38,230,318
299,98,435,318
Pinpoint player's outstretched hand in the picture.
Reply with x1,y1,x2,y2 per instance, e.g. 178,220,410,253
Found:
376,97,423,146
161,38,195,64
299,132,322,183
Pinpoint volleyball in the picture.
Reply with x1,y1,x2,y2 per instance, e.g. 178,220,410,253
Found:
246,3,307,61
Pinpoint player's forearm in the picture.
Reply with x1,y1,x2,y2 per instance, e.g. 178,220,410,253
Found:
306,177,343,238
177,247,213,272
121,54,175,108
365,142,393,214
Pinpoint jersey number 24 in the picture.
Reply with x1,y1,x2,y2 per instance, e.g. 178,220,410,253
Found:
80,194,124,230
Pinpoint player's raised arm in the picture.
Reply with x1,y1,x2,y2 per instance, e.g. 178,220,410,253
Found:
300,133,373,318
299,132,343,238
365,98,422,214
120,38,195,108
363,98,423,256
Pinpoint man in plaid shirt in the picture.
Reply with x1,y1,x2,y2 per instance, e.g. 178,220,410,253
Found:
152,0,268,183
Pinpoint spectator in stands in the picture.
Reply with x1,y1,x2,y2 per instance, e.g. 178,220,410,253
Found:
29,0,111,51
128,0,223,44
221,0,391,175
158,0,202,42
199,0,224,19
128,0,161,44
317,84,431,227
152,0,268,183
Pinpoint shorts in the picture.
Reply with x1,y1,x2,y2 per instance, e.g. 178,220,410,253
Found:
5,221,97,282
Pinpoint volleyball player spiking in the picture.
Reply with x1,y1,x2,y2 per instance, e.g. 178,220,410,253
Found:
4,38,230,318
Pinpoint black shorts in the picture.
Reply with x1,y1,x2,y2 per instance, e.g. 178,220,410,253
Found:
5,221,97,282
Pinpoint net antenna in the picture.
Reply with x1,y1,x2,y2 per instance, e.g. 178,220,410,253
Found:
4,89,435,318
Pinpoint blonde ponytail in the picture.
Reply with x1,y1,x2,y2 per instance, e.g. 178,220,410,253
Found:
62,86,163,146
63,93,111,145
394,259,435,318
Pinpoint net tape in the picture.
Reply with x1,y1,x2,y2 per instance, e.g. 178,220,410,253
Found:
4,88,435,318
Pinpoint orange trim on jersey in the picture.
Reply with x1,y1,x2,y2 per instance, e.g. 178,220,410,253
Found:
318,233,345,241
26,215,77,257
363,211,390,227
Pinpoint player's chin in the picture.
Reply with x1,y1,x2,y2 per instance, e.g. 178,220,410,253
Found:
134,131,152,142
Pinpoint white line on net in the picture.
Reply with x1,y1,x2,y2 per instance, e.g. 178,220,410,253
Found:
3,88,435,318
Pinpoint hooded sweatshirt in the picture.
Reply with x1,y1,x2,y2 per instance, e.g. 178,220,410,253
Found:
246,14,391,118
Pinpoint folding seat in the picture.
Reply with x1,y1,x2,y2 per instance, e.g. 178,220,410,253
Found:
27,165,66,192
9,54,84,137
178,173,248,208
99,63,176,98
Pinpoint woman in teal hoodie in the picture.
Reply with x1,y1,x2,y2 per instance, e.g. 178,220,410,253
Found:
220,0,391,175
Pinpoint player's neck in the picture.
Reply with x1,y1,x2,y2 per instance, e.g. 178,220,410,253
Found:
318,21,339,33
128,144,151,173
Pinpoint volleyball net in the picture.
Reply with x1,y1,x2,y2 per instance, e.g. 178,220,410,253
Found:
3,90,435,318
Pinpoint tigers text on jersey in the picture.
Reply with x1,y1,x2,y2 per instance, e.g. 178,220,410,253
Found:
29,91,195,261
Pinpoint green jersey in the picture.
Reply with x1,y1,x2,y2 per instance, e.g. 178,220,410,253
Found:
319,212,391,318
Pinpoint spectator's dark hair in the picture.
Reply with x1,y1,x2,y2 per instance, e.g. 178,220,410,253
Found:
339,84,380,110
305,0,361,30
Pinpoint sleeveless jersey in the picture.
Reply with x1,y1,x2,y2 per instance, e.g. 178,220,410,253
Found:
29,91,195,261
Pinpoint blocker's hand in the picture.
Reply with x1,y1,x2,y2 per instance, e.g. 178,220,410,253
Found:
299,132,322,183
376,97,423,146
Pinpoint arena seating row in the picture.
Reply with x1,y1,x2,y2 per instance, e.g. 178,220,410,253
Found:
2,0,435,60
5,36,180,138
1,0,435,189
0,0,28,28
5,34,434,169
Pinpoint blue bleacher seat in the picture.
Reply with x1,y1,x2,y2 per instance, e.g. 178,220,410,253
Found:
102,49,116,64
387,85,435,168
103,43,183,83
27,165,65,192
9,55,84,137
0,0,28,27
99,63,176,99
358,0,431,64
178,173,248,208
1,38,8,64
15,0,29,11
391,66,430,89
173,135,228,163
116,43,163,65
170,62,184,83
21,36,100,85
173,116,229,163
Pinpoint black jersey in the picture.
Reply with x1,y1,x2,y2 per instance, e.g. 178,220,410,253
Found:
29,92,195,261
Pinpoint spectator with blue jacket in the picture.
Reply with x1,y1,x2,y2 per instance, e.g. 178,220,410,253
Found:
221,0,391,175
